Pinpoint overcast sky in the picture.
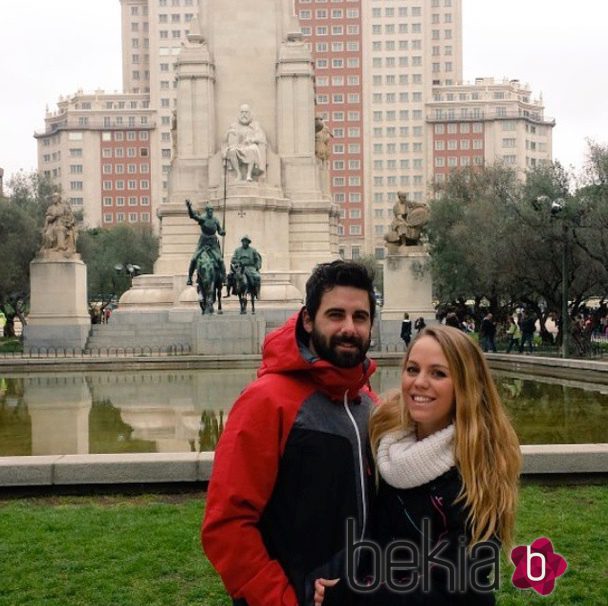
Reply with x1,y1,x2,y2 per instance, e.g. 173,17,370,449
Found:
1,0,606,186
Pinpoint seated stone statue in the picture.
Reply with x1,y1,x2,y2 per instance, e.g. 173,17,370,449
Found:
222,104,267,182
41,192,77,257
384,191,430,251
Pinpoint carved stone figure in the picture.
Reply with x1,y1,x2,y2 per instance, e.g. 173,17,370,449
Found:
314,116,332,164
222,104,267,182
384,191,430,250
40,193,77,257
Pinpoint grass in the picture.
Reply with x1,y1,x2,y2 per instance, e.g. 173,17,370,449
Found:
0,484,606,605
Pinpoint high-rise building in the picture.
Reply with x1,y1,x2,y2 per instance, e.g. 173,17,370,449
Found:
426,78,554,182
120,0,197,210
296,0,464,259
36,0,552,253
296,0,365,259
363,0,463,258
35,90,156,227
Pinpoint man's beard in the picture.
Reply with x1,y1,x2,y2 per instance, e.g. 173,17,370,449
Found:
310,326,371,368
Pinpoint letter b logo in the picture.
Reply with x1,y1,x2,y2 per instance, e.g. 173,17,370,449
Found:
511,537,567,596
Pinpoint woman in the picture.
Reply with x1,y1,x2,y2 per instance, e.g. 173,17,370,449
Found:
505,316,522,353
316,326,521,605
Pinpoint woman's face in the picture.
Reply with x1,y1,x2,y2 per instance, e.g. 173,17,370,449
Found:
401,335,455,439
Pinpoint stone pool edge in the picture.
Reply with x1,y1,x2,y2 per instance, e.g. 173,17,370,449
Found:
0,446,607,487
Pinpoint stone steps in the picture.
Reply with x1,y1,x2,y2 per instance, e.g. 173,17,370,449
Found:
85,323,192,352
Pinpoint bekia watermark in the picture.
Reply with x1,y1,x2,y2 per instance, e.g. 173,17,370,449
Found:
344,519,567,597
510,537,567,596
345,518,499,595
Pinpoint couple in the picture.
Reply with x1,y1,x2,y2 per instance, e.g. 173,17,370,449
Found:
202,261,521,605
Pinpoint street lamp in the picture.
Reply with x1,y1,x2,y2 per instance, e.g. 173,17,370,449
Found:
540,196,569,358
114,263,141,284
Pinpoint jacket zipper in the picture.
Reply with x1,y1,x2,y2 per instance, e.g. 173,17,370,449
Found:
343,391,367,540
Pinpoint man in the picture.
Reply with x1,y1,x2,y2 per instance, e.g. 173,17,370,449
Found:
519,311,536,354
480,312,497,353
202,260,377,606
186,199,226,286
229,235,262,294
223,104,267,182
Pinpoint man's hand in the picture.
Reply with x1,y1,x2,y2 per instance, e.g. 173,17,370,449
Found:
185,199,192,207
313,578,339,606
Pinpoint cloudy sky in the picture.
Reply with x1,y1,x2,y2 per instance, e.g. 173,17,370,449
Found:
1,0,606,186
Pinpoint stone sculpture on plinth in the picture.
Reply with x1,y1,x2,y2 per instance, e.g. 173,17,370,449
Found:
23,193,90,353
380,192,434,349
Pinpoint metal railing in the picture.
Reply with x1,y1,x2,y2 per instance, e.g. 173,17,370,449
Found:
0,343,192,359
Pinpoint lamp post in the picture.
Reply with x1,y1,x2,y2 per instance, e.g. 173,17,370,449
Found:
544,197,569,358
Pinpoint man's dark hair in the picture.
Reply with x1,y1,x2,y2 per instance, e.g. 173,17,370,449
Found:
305,260,376,322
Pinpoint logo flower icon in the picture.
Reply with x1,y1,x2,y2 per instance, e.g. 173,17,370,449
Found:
510,537,567,596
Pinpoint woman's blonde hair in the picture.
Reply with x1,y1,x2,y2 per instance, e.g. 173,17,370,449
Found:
369,325,521,549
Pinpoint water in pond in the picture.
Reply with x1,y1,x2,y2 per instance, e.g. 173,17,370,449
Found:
1,367,607,456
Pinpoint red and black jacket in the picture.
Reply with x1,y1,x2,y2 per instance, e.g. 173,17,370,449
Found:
202,311,377,606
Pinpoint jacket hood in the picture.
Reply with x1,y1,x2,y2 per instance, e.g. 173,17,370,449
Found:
258,310,377,401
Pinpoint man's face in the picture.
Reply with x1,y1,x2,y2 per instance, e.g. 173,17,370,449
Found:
241,240,250,249
239,106,252,125
303,286,372,368
205,207,213,218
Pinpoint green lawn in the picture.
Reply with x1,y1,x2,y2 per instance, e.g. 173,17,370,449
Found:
0,484,606,605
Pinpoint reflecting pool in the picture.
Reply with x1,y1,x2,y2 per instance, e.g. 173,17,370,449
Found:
1,367,607,456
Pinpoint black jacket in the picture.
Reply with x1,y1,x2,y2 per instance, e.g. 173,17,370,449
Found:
355,468,498,605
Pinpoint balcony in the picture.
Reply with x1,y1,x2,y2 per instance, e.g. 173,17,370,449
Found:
426,109,555,126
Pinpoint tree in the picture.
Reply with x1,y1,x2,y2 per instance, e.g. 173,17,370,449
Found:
426,157,608,345
0,173,57,336
427,165,520,317
77,224,159,308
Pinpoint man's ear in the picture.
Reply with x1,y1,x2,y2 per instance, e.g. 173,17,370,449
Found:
302,307,313,335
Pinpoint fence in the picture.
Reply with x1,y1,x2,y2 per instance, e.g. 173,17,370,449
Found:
0,344,192,359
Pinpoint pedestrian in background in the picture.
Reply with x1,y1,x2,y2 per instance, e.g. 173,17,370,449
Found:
479,312,497,353
505,316,521,353
400,312,412,348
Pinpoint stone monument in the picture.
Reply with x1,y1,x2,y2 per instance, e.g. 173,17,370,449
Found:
118,0,338,327
23,193,90,352
109,0,339,352
380,192,435,349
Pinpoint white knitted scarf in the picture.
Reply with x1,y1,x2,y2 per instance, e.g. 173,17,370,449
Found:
376,424,455,489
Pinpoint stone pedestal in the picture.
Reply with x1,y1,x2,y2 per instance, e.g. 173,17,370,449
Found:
23,256,90,352
193,315,266,355
380,249,435,350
